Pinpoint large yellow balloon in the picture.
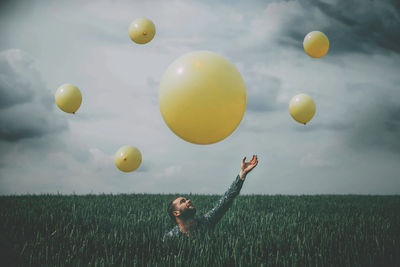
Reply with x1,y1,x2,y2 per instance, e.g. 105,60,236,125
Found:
303,31,329,58
55,83,82,114
289,94,316,125
114,145,142,172
159,51,247,145
129,18,156,44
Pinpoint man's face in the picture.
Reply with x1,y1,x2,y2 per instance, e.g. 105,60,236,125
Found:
173,197,196,218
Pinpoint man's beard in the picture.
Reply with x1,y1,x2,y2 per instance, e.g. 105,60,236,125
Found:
180,207,196,218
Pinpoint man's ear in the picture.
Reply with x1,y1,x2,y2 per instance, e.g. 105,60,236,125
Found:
173,210,180,217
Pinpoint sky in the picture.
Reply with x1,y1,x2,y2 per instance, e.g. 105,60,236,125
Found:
0,0,399,195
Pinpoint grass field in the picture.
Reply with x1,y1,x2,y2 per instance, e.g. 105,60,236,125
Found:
1,194,399,266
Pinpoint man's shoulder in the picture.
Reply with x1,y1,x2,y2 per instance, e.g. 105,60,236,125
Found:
163,225,180,241
167,225,180,235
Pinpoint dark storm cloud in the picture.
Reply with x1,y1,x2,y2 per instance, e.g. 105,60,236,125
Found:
0,49,67,142
345,82,400,154
291,81,400,151
0,0,23,18
0,103,66,141
282,0,400,54
0,53,36,109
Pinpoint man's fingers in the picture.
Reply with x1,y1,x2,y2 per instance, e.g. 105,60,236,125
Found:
251,155,258,167
243,155,258,169
253,155,258,164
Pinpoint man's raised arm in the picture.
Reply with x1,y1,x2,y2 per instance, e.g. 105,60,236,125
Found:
203,155,258,228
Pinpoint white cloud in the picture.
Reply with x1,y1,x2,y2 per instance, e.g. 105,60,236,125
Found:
89,147,114,167
300,152,332,167
156,165,183,178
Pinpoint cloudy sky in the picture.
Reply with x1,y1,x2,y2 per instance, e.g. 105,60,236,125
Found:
0,0,399,195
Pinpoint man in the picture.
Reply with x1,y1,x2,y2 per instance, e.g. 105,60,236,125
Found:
163,155,258,241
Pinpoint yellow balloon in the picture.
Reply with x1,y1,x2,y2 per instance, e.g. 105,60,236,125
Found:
159,51,247,145
303,31,329,58
289,94,316,125
114,145,142,172
128,18,156,44
55,83,82,114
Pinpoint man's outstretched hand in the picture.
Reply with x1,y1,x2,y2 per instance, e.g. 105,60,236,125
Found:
240,154,258,180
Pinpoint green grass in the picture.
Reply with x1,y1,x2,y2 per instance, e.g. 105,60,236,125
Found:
1,194,399,266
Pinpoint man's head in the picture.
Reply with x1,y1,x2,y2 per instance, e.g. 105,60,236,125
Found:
167,196,196,222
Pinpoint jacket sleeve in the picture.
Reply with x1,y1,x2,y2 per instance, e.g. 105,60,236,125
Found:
162,231,173,242
202,175,244,228
162,226,179,242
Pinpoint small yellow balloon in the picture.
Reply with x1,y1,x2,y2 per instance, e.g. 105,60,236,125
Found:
129,18,156,44
55,83,82,114
159,51,247,145
114,145,142,172
289,94,316,125
303,31,329,58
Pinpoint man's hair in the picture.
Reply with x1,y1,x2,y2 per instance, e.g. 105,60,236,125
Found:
167,196,180,222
